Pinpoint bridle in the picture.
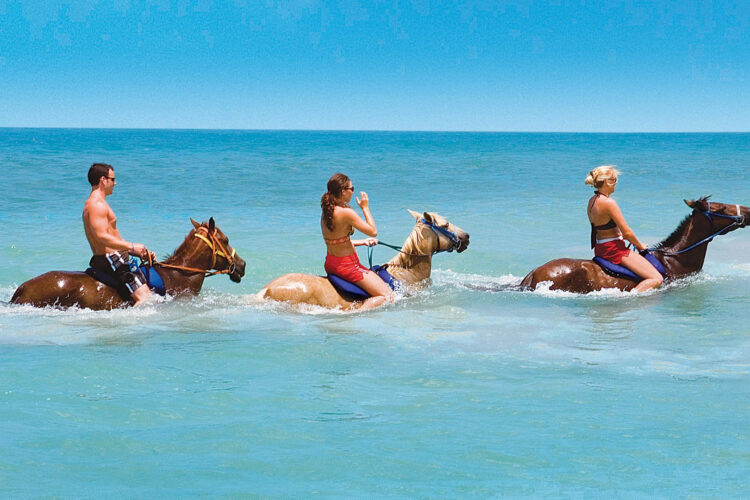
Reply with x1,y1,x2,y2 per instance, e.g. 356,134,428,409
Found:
152,226,237,277
373,217,462,265
420,218,462,253
652,202,746,256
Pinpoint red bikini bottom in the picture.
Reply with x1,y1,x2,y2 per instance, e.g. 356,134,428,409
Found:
594,238,630,265
325,253,369,282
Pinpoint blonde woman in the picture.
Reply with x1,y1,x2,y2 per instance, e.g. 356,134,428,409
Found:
586,166,663,292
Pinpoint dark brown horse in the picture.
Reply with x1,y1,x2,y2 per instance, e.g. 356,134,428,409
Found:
11,218,246,310
521,198,749,293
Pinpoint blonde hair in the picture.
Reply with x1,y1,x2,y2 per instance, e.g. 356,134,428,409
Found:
585,165,620,189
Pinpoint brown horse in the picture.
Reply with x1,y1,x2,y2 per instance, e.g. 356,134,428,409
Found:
11,218,246,310
258,210,470,310
521,198,749,293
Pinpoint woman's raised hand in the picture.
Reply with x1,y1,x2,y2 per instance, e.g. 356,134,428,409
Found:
356,191,369,210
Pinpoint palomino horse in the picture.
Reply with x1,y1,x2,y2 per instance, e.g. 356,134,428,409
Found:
521,198,749,293
258,210,470,310
11,218,246,310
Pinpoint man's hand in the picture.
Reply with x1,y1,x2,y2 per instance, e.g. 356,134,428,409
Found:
132,243,156,262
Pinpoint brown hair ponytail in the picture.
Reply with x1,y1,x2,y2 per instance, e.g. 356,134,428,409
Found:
321,173,350,231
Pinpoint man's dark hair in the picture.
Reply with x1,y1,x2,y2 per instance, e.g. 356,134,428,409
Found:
88,163,113,186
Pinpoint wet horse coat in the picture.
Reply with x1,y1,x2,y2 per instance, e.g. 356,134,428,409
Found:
521,199,749,293
259,210,470,310
11,218,246,310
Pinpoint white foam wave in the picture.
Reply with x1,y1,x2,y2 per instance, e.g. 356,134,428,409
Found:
430,267,737,300
728,262,750,274
431,269,521,291
247,288,413,316
0,284,18,302
0,281,411,327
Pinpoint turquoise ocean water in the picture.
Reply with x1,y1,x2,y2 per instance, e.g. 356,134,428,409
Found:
1,129,750,496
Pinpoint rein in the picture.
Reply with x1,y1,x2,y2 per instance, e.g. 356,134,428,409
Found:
652,203,745,256
371,218,461,266
151,227,237,277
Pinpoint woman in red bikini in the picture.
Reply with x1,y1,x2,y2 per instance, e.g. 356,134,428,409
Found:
321,173,394,310
586,165,663,293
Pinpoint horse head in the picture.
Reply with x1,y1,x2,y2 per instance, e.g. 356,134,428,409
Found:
190,217,246,282
684,198,749,234
406,209,470,255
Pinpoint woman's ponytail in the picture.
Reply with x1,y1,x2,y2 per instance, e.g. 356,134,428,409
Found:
321,172,351,231
585,165,619,189
321,192,336,231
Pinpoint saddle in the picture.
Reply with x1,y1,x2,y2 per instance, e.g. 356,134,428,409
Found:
327,264,399,300
85,264,166,299
593,252,666,282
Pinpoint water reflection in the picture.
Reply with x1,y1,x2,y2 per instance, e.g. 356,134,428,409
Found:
571,292,665,349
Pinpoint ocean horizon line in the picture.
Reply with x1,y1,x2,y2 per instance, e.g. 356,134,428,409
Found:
1,126,748,135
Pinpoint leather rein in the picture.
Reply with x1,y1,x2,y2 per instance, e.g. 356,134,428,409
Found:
146,227,237,277
652,203,746,256
374,218,462,262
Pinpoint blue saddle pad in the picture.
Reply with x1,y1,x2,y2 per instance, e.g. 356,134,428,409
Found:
85,264,166,296
327,264,399,300
138,265,166,295
593,252,666,281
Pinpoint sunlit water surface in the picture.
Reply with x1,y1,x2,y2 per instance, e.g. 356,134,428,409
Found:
1,130,749,496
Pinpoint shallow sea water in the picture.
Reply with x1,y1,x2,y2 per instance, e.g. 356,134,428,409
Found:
1,129,750,496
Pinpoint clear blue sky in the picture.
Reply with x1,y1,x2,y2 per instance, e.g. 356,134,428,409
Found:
1,1,748,131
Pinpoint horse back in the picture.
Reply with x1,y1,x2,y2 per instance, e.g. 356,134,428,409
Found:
11,270,127,309
521,258,634,293
262,273,353,309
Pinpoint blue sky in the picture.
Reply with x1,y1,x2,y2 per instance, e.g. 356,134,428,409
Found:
1,1,748,131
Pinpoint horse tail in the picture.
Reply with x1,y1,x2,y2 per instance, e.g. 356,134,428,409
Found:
519,271,537,290
10,283,26,304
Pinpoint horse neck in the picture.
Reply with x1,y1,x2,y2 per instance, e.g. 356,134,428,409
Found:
386,227,433,284
160,233,211,293
658,212,710,277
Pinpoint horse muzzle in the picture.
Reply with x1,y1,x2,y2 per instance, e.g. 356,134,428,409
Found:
456,233,470,253
229,258,246,283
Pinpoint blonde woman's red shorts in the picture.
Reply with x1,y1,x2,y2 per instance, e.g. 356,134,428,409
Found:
594,239,630,265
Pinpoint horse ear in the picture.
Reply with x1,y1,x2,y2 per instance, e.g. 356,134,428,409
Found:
190,218,201,229
407,209,421,220
685,199,706,210
422,212,434,224
209,217,215,232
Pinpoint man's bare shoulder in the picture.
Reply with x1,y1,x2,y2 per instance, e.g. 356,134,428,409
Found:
83,194,112,219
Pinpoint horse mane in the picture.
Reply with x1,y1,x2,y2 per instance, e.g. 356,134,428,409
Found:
654,196,710,250
162,228,198,263
387,222,427,268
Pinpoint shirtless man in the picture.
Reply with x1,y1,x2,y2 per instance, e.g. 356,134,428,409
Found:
83,163,155,306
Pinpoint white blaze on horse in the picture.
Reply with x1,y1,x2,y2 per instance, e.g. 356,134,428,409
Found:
258,210,470,310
